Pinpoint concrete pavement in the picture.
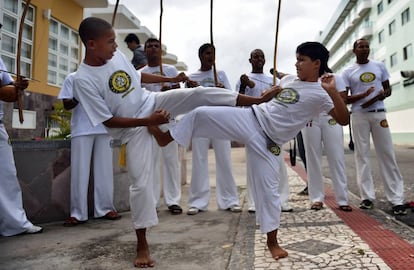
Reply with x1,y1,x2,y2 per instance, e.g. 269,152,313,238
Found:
1,147,414,270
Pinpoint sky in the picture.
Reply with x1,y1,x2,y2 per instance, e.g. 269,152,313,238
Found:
108,0,342,88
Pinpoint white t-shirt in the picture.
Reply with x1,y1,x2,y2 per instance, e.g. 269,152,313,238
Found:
235,73,276,97
189,69,233,90
341,60,389,112
58,72,107,138
0,58,13,121
253,75,334,146
141,64,179,92
73,50,156,142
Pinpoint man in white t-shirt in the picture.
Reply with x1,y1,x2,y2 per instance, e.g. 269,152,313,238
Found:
185,43,241,215
58,72,120,226
141,38,182,215
236,49,292,213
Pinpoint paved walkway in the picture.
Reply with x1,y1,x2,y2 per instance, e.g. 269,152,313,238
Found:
1,147,414,270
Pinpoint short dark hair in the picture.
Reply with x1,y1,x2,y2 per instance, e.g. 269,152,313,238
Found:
353,38,368,49
198,43,215,59
124,33,140,44
144,38,160,49
79,17,112,46
296,42,331,76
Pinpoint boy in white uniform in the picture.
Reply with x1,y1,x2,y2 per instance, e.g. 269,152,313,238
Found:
236,49,292,213
149,41,349,260
186,43,241,215
58,72,120,226
302,73,352,211
73,17,279,268
0,58,43,236
141,38,182,215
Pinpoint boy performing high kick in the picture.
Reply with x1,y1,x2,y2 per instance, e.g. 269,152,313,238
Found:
73,17,279,268
149,42,349,260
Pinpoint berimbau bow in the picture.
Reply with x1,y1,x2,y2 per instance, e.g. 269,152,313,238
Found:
210,0,218,86
159,0,164,75
273,0,282,86
16,0,32,123
111,0,120,27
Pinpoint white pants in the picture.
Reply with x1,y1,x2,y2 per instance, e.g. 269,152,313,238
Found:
127,87,238,229
152,123,181,208
171,106,282,233
247,148,289,210
188,137,239,210
70,134,115,221
302,114,349,206
0,125,33,236
351,111,404,205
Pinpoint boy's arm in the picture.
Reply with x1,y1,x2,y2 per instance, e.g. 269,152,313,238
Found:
103,109,170,128
141,72,188,84
321,74,349,126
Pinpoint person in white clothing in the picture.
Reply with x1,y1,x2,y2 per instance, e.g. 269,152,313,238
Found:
0,56,43,236
58,72,121,226
185,43,242,215
141,38,182,215
73,16,279,268
236,49,292,213
302,73,352,211
341,38,406,215
149,41,349,261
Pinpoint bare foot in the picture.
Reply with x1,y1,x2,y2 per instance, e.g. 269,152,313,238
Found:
147,125,171,147
134,250,154,268
134,229,155,268
267,241,288,260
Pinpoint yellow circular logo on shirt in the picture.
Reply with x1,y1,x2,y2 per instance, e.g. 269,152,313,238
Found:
276,88,299,104
109,70,131,93
269,145,281,156
328,118,337,125
360,72,376,83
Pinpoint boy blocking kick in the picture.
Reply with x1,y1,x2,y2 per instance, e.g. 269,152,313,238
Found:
73,17,279,268
149,42,349,260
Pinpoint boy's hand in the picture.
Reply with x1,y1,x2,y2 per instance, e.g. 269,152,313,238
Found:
173,72,188,83
149,109,170,125
320,73,336,92
240,74,255,88
186,80,199,88
260,85,281,102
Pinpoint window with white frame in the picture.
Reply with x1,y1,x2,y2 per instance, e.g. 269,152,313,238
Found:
403,44,412,60
388,20,396,35
402,8,410,26
378,30,385,43
48,18,80,86
377,1,383,15
390,52,398,67
0,0,35,78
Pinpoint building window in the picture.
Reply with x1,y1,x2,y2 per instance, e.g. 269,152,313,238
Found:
378,30,385,43
377,1,383,15
402,8,410,25
390,53,398,67
0,0,35,78
403,44,412,60
48,18,80,86
388,20,396,35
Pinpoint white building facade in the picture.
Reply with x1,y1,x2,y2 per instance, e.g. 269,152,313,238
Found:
318,0,414,144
